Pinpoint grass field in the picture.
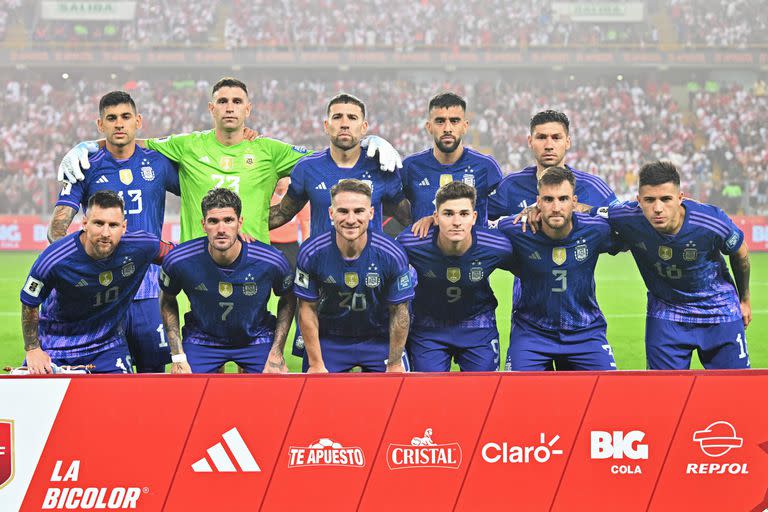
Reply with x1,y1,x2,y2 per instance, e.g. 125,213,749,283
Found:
1,252,766,372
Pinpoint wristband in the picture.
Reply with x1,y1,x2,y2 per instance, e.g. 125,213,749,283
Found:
171,353,187,363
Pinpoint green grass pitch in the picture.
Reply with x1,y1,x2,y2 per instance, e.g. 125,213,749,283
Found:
1,252,765,372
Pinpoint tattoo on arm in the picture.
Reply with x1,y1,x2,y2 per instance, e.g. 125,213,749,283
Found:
730,248,751,302
269,292,297,366
159,291,183,355
47,206,77,243
269,195,307,230
21,305,41,351
384,199,413,226
388,302,410,365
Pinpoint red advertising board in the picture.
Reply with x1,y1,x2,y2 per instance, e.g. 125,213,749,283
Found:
733,216,768,252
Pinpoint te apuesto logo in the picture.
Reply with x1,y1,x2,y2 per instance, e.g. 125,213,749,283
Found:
386,428,462,470
288,439,365,468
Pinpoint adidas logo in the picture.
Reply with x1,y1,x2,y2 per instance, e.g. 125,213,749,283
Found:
195,283,208,292
324,275,336,284
419,178,430,187
96,175,109,184
635,242,647,251
75,279,88,287
191,427,261,473
315,182,327,190
199,156,211,164
518,200,529,209
424,270,437,278
528,251,541,260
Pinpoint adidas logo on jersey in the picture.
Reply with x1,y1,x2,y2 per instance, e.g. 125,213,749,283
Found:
96,175,109,184
199,156,211,164
419,178,430,186
191,427,261,473
315,182,328,190
529,251,542,260
324,276,336,284
75,279,88,287
424,270,437,278
635,242,647,251
195,283,208,292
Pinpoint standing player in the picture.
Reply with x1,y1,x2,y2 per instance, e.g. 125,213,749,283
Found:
596,161,751,369
20,191,172,374
48,91,179,373
498,168,620,371
159,188,295,374
397,181,514,372
294,179,414,373
270,177,310,268
402,92,503,232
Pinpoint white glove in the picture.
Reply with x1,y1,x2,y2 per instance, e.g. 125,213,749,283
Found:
57,140,99,184
486,216,508,229
361,135,402,172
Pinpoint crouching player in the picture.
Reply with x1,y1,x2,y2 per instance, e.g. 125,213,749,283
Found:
20,190,172,374
397,181,513,371
499,167,621,371
159,188,295,373
294,179,414,373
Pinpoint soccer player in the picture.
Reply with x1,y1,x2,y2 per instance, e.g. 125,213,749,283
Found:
159,188,295,374
397,181,514,372
20,191,172,374
488,110,617,219
294,179,414,373
595,161,751,369
498,167,620,371
48,91,179,373
58,78,402,245
402,92,503,232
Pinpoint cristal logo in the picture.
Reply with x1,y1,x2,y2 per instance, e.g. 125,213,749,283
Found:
288,439,365,468
590,430,647,475
42,460,146,510
687,421,749,475
386,428,462,470
482,433,563,464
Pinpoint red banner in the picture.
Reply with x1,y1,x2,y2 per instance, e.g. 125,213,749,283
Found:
733,216,768,252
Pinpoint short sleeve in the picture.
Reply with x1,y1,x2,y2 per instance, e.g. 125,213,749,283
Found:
146,132,194,163
54,180,85,212
293,254,319,301
265,138,313,179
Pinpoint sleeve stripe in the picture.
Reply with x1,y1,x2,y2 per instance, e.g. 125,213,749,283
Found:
247,247,290,274
294,288,319,301
573,168,614,197
371,241,408,269
688,211,731,235
164,242,206,269
299,232,332,255
38,246,77,279
37,238,78,277
55,199,80,210
297,238,332,267
689,219,729,238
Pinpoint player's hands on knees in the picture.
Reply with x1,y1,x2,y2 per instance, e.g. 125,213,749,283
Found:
242,127,261,141
171,360,192,374
361,135,403,172
26,347,53,375
410,216,434,238
385,361,406,373
306,363,328,374
513,205,542,233
741,300,752,328
58,141,99,184
263,348,288,374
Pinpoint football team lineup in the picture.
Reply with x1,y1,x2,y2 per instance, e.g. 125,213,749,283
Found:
6,80,765,374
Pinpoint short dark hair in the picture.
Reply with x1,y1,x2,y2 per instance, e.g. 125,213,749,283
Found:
87,190,124,211
327,93,366,118
212,77,248,97
98,91,136,117
330,179,372,203
428,92,467,114
201,188,242,218
435,180,476,210
639,160,680,188
530,110,570,135
538,166,576,193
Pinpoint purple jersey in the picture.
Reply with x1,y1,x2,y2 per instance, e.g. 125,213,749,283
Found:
598,200,744,323
294,230,414,339
55,146,179,300
287,148,405,238
401,148,503,226
159,238,293,347
20,231,162,358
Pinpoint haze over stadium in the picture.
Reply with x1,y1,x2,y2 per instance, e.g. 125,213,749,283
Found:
0,0,765,371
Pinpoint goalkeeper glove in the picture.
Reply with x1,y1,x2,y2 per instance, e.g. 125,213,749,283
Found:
361,135,402,172
57,140,100,184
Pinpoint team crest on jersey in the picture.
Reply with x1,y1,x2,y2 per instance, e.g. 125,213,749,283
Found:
99,271,113,286
469,266,483,282
447,267,461,283
140,166,155,181
552,248,566,266
683,241,698,261
243,283,258,296
575,244,588,262
119,169,133,185
0,420,15,490
219,157,234,171
440,174,453,187
244,154,255,168
365,273,380,288
462,174,475,187
344,272,359,288
121,261,135,278
219,282,233,298
658,245,673,261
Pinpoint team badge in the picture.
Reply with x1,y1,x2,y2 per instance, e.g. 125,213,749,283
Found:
440,174,453,187
219,282,233,298
683,248,697,261
121,262,135,277
244,154,255,167
98,271,113,287
447,267,461,283
365,273,380,288
552,248,566,266
243,283,257,296
219,157,234,171
119,169,133,185
469,267,483,282
344,272,359,288
140,166,155,181
462,174,475,187
658,246,673,261
575,244,588,262
0,420,15,491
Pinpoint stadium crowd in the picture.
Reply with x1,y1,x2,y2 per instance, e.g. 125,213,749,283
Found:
671,0,768,47
1,76,766,215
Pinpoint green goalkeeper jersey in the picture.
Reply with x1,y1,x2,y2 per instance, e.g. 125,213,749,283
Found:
146,130,311,243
